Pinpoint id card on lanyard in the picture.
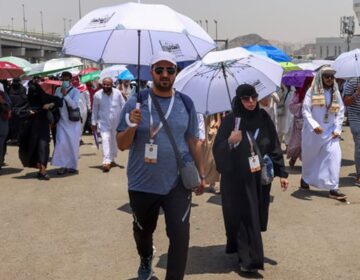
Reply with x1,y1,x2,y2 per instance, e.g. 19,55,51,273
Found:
144,92,175,164
246,129,261,173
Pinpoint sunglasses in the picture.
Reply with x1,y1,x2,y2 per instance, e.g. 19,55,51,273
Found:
240,94,259,102
153,67,177,75
323,74,335,80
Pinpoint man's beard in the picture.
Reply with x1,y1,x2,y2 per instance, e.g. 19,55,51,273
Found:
153,79,173,92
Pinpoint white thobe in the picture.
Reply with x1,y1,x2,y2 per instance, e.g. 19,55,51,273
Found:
91,88,125,164
52,86,81,169
301,88,344,190
79,90,91,138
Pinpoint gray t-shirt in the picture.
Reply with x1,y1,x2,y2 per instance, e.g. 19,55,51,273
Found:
117,91,199,195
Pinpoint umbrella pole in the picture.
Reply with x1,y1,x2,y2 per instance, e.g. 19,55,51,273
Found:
221,63,232,104
125,30,141,128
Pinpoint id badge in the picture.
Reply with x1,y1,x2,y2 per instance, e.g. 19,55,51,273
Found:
145,143,158,164
323,113,329,123
248,155,261,173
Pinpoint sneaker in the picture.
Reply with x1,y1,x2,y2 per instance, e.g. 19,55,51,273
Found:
137,255,153,280
329,190,347,200
300,178,310,190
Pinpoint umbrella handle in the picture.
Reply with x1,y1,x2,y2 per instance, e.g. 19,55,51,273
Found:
125,102,141,127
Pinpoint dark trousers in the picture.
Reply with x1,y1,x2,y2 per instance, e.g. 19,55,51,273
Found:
129,181,192,280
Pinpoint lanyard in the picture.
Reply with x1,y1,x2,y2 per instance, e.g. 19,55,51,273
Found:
325,90,334,113
148,92,175,141
246,129,259,155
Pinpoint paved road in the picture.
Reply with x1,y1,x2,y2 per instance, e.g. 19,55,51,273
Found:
0,127,359,280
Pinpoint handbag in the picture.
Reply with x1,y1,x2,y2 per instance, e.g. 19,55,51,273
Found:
150,91,200,190
247,131,275,185
64,87,81,122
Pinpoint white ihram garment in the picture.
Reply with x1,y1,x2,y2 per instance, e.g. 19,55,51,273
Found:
91,88,125,164
301,88,344,190
79,90,91,137
52,87,81,170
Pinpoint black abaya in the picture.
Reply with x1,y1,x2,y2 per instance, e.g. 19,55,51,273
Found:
18,82,62,168
213,110,287,270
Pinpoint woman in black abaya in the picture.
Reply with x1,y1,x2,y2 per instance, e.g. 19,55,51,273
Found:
213,84,288,273
18,79,62,180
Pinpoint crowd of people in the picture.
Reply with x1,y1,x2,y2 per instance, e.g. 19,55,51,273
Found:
0,50,358,279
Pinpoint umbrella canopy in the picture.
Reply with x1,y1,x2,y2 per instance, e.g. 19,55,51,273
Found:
0,56,32,73
332,49,360,79
80,70,101,83
62,2,216,65
118,69,135,80
174,47,283,115
79,67,100,75
282,70,315,88
99,65,127,82
26,58,83,77
298,60,333,71
279,62,301,72
243,45,292,62
0,61,25,79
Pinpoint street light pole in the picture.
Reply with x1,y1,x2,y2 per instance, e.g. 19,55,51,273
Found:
22,3,26,34
214,19,218,41
40,11,44,40
78,0,82,19
205,20,208,33
63,18,67,36
11,17,14,32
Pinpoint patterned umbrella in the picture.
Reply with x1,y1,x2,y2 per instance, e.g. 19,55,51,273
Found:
0,61,25,79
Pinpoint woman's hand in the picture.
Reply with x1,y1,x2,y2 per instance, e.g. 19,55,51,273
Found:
280,177,289,191
228,130,242,145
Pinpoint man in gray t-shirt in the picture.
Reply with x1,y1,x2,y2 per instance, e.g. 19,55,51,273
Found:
117,51,205,280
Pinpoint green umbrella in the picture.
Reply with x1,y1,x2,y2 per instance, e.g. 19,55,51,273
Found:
80,70,100,83
279,62,301,73
0,56,32,73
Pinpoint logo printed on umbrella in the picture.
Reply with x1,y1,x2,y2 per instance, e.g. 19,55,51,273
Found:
160,41,183,57
87,12,115,28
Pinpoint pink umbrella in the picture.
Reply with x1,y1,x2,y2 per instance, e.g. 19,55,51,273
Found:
0,61,24,79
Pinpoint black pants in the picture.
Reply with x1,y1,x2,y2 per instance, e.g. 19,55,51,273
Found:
129,181,192,280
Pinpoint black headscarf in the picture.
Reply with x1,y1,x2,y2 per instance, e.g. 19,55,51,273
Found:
231,84,265,131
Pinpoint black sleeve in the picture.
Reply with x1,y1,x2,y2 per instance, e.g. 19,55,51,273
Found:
212,114,235,174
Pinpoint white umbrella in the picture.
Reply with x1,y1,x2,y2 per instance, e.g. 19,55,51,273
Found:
26,58,83,77
63,2,215,66
332,49,360,79
298,60,333,71
99,64,127,83
174,47,283,115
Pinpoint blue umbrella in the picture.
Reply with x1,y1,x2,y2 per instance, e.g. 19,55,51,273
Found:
243,45,292,62
117,69,135,80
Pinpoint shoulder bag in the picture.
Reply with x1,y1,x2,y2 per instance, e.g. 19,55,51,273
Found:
150,91,200,190
64,87,81,122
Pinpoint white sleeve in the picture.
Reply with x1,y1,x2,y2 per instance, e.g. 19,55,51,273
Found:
302,89,320,130
91,93,99,126
197,113,206,140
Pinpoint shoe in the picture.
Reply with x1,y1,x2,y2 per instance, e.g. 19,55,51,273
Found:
355,178,360,187
137,255,153,280
240,266,258,273
102,164,111,173
57,168,67,175
300,178,310,190
67,168,78,174
209,183,221,194
329,190,347,200
110,161,117,167
37,172,50,180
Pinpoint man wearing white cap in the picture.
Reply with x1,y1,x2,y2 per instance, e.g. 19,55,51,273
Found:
301,66,346,200
117,51,205,280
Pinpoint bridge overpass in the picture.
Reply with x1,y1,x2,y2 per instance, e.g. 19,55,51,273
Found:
0,29,63,62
